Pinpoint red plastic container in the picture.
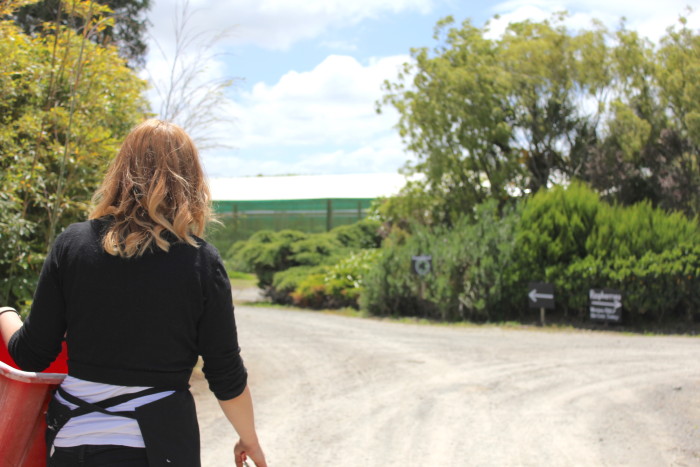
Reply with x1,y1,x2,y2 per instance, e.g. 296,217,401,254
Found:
0,341,67,466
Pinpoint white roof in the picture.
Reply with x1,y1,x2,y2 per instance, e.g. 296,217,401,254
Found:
209,173,412,201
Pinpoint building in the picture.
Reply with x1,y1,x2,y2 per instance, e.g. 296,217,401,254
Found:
209,173,411,243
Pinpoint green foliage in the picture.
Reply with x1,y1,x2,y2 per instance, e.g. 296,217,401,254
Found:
292,249,380,309
371,179,463,228
575,18,700,216
228,230,308,288
381,12,700,223
271,265,329,305
229,219,384,306
587,201,700,259
362,200,520,321
514,181,602,282
290,233,346,266
0,0,147,310
379,13,611,219
559,244,700,322
329,218,382,249
14,0,152,68
366,183,699,325
513,182,699,320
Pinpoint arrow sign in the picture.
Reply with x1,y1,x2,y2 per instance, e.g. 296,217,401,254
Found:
589,288,623,323
591,299,622,310
527,282,555,309
529,289,554,303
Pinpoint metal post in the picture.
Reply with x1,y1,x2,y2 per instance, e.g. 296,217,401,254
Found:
540,307,545,326
326,199,333,231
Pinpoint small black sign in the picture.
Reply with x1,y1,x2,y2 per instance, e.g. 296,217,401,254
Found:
589,288,623,323
411,255,432,276
528,282,555,309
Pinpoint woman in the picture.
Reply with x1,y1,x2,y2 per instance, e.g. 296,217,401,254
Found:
0,120,266,466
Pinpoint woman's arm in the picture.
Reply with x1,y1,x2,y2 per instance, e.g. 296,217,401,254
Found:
0,308,22,348
218,384,267,467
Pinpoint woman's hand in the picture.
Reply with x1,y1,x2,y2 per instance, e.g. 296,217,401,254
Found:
234,438,267,467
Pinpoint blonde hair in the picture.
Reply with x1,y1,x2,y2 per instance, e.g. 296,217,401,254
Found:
90,119,212,257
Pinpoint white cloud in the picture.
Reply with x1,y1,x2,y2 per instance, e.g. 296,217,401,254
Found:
204,134,411,177
487,0,699,40
230,54,409,147
195,54,412,176
149,0,435,50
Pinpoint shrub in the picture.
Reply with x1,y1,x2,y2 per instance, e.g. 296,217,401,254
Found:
289,233,347,266
586,201,700,259
271,265,329,304
560,244,700,323
229,219,383,304
228,229,308,288
511,181,699,321
514,181,601,283
330,218,383,249
292,249,380,309
361,200,521,321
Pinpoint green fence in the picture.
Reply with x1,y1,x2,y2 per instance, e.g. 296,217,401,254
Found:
209,198,374,250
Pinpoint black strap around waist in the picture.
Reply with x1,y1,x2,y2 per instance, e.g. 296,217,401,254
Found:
56,386,167,420
46,386,174,465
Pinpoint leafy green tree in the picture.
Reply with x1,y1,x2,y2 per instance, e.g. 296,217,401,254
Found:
1,0,147,309
379,17,516,224
12,0,152,68
584,18,700,216
381,12,700,220
379,14,610,222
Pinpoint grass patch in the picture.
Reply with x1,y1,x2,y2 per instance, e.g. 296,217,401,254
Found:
227,270,257,289
228,270,255,280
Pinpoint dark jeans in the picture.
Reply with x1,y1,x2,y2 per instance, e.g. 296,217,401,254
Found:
49,445,149,467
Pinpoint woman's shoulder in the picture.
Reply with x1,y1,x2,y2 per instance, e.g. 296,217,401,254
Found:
191,235,223,261
54,219,102,245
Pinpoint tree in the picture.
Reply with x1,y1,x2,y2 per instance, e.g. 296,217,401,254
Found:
12,0,152,68
145,0,236,150
379,17,516,224
584,16,700,216
379,14,611,223
0,0,147,309
380,12,700,221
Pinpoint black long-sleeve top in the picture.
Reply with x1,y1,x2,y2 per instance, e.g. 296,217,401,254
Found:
9,218,247,400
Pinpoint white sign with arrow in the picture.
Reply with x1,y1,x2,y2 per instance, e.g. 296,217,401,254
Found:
527,282,555,310
589,289,623,322
529,289,554,303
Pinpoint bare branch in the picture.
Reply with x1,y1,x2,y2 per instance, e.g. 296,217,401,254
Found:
145,0,238,150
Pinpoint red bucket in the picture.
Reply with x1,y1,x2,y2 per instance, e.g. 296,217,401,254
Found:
0,340,67,466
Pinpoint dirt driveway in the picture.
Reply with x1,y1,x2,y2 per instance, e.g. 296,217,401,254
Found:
192,304,700,466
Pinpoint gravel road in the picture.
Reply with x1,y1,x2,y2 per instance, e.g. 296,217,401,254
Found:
192,304,700,467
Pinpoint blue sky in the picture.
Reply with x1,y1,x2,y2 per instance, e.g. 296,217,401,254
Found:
143,0,699,178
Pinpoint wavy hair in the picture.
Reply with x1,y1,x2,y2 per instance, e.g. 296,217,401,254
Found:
90,119,212,257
